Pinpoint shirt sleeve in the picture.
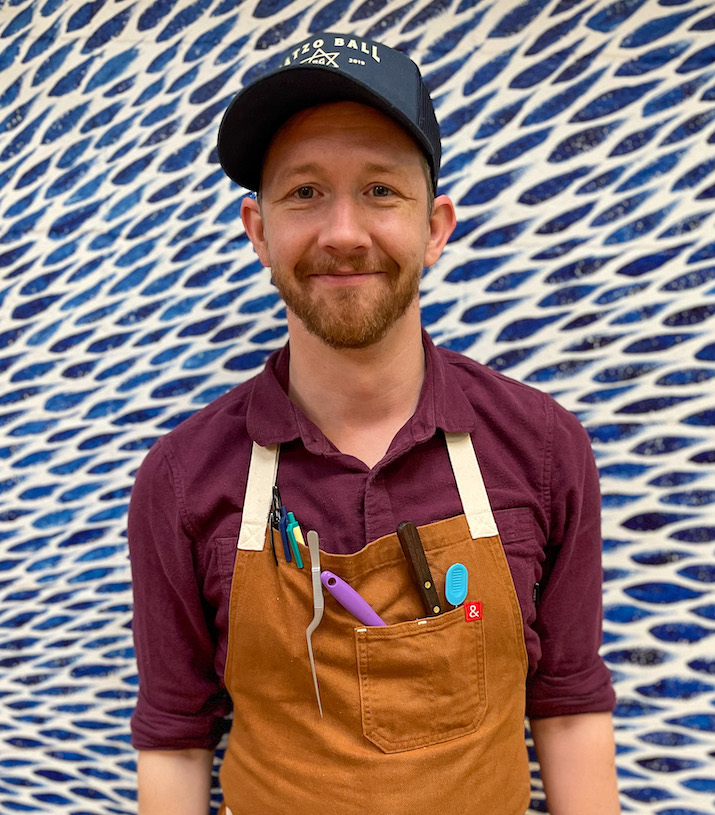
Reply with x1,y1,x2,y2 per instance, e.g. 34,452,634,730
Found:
128,438,231,750
526,401,616,718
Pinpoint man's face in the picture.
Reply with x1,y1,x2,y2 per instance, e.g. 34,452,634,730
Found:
241,102,453,350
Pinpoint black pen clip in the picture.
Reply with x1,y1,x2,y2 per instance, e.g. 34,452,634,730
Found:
268,486,280,565
271,486,282,527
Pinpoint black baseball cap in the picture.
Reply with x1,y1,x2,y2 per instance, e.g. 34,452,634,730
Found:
217,32,440,192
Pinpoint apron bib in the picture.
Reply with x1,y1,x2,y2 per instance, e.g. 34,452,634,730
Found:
219,433,530,815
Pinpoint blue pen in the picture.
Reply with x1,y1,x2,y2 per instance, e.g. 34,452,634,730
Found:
279,506,292,562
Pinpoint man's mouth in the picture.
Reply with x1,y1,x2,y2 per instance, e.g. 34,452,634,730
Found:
297,257,395,281
310,270,384,286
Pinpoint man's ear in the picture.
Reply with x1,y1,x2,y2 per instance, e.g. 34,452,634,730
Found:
241,196,271,267
424,194,457,268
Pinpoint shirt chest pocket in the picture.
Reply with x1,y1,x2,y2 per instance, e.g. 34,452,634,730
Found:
495,506,545,630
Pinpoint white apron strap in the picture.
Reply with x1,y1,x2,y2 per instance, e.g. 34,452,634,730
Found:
445,431,498,540
238,435,495,547
236,441,280,551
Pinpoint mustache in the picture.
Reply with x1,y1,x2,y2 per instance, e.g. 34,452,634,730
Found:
295,256,400,277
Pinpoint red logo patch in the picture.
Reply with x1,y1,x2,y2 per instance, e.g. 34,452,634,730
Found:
464,601,482,621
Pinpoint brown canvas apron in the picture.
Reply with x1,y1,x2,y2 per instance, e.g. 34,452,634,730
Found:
219,432,530,815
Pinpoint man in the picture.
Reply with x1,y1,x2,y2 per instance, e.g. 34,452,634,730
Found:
128,32,620,815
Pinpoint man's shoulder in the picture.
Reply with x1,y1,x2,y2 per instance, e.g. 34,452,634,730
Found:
436,344,587,438
438,345,548,404
145,371,260,485
167,374,257,444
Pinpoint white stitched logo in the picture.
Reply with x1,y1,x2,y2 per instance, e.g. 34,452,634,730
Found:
334,36,381,62
300,47,339,67
283,36,381,67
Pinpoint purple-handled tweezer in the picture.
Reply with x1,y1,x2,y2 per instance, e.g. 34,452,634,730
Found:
321,571,386,627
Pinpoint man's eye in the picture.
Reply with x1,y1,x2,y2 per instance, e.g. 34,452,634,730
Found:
371,185,392,197
294,186,314,199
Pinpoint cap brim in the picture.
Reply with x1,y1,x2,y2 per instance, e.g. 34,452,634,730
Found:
217,67,433,192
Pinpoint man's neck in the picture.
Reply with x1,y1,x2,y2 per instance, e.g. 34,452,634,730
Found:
286,306,425,468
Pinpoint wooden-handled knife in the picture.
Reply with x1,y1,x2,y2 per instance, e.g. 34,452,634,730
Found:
396,521,442,617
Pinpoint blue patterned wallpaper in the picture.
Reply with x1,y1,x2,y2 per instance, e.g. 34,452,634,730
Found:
0,0,713,812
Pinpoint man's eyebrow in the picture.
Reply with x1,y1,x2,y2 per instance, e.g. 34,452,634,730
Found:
275,162,409,181
362,162,410,178
272,163,322,182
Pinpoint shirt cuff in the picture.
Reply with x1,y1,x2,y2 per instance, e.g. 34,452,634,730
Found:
526,660,616,719
131,694,230,751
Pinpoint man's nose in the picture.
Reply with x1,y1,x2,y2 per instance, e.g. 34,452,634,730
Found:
316,196,372,255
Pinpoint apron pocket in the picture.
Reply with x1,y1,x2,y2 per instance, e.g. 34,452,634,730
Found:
355,608,487,754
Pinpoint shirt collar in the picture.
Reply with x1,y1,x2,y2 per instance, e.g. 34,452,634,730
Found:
245,343,304,447
245,329,477,451
412,329,477,439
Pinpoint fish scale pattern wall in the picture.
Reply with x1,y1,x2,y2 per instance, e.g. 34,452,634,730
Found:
0,0,713,811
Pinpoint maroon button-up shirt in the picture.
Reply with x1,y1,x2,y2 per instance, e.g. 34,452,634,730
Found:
128,332,615,750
